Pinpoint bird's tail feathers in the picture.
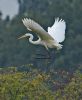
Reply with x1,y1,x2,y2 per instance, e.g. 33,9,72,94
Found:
56,44,63,50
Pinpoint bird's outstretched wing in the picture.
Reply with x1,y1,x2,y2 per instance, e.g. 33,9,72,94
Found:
48,18,66,43
22,18,54,41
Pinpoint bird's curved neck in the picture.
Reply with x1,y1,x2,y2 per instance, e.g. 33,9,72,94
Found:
26,33,41,45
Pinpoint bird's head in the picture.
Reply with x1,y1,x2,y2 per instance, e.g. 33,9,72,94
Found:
18,33,30,39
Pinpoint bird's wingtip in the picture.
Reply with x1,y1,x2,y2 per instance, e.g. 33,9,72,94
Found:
55,17,66,23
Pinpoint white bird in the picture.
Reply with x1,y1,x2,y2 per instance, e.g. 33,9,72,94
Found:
18,17,66,50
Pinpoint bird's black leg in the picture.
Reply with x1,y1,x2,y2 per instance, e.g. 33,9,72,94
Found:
47,50,51,59
35,46,52,59
36,50,51,59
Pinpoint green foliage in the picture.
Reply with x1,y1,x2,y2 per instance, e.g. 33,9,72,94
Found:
0,67,82,100
54,71,82,100
0,69,55,100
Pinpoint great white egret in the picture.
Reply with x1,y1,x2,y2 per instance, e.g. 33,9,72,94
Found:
18,17,66,50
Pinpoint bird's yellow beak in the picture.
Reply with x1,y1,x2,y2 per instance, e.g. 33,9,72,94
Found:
18,35,27,39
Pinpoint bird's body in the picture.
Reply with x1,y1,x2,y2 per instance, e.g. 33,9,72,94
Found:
18,17,66,50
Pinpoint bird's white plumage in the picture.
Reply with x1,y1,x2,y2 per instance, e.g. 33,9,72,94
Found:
19,17,66,50
22,18,54,41
48,18,66,43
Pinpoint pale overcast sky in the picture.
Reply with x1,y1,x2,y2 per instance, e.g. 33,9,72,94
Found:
0,0,19,19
